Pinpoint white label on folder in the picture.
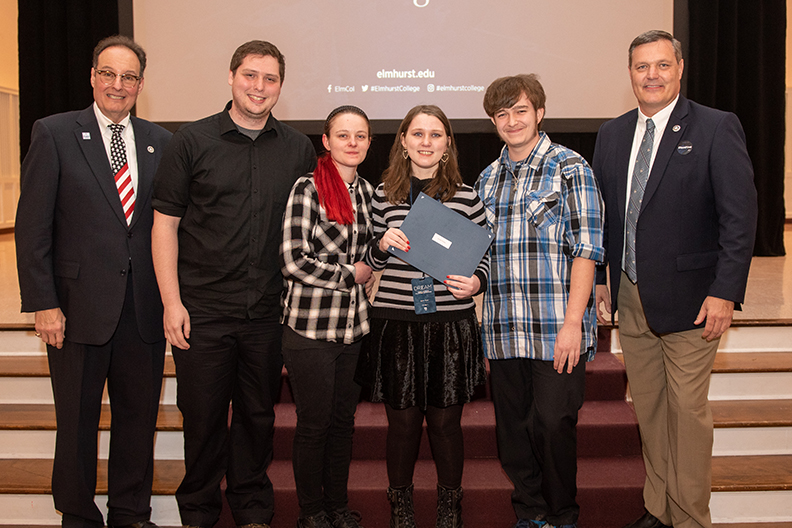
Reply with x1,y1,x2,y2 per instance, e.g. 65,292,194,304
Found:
432,233,452,249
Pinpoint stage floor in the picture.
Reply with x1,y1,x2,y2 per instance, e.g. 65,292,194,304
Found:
1,226,791,327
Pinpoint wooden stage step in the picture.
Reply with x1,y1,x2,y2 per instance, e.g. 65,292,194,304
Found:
0,456,646,528
0,398,641,460
7,350,789,378
5,456,789,496
0,402,183,430
11,397,787,436
711,399,792,427
7,456,792,527
712,351,792,373
0,354,177,377
713,524,792,528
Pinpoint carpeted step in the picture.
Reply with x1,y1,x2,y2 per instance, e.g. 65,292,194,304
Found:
268,457,646,528
272,397,639,461
584,350,629,401
0,455,645,528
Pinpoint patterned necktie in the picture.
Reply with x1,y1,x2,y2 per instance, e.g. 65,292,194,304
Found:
624,118,655,283
109,123,135,225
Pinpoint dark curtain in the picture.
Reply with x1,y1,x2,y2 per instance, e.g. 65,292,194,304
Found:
687,0,786,256
18,0,119,158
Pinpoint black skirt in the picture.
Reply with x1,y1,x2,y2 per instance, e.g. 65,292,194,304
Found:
355,310,486,410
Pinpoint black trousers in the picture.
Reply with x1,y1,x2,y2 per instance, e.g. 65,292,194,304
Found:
172,315,283,527
48,276,165,528
282,326,362,518
489,357,586,526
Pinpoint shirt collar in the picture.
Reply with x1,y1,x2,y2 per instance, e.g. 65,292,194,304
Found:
220,100,279,137
638,93,679,131
93,102,131,131
498,131,551,174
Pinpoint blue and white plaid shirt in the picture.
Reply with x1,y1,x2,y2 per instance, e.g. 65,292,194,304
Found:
475,132,605,361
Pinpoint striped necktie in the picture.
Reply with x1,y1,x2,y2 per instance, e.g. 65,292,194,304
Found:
109,123,135,225
624,118,655,283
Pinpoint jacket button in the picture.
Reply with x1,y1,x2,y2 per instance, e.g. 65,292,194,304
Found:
120,270,127,276
127,232,133,238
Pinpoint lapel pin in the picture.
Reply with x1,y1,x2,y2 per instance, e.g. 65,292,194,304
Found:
672,125,681,132
82,132,91,140
677,140,693,155
147,146,155,153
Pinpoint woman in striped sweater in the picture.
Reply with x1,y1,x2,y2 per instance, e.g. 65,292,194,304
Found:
356,105,489,528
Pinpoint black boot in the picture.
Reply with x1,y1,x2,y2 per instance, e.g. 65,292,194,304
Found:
387,484,416,528
435,484,463,528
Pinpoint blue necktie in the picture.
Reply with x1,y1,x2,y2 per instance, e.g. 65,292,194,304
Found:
625,118,655,283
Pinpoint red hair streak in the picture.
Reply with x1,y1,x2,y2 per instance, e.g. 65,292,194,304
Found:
313,153,354,224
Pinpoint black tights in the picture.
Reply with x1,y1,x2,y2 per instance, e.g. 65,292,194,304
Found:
385,404,464,489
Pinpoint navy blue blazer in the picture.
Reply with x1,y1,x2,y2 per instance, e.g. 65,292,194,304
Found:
593,95,757,334
15,105,172,345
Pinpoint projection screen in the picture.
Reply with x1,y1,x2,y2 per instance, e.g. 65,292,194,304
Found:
133,0,673,126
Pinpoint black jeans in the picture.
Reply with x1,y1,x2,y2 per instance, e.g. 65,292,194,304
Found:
489,357,586,526
172,315,283,527
282,326,362,517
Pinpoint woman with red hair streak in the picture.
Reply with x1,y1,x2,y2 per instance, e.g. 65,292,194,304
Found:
280,105,375,528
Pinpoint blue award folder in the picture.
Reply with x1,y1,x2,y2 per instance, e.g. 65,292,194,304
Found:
387,192,493,282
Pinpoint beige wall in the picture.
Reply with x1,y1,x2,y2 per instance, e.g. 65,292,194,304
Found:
0,0,18,91
0,0,19,229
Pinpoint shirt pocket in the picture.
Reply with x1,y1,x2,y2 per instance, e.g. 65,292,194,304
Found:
526,190,561,229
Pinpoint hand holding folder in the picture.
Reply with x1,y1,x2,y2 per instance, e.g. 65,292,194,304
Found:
387,192,493,282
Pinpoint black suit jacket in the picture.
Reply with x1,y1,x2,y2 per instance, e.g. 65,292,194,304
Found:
16,105,172,345
593,96,757,334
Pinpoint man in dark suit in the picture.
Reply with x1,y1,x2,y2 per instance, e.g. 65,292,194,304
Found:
593,30,757,528
15,35,171,528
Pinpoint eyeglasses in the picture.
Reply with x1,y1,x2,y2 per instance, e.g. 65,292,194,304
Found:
95,69,141,88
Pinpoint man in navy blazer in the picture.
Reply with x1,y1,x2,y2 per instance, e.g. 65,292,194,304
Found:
593,31,756,528
15,35,171,528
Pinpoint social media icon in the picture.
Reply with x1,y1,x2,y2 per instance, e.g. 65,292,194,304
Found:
362,85,369,92
327,84,332,93
427,84,435,93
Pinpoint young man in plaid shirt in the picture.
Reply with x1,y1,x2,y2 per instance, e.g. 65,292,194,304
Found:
475,74,605,528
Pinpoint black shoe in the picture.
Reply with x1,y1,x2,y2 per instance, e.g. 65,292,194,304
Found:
329,509,364,528
297,512,334,528
623,511,671,528
109,522,158,528
387,484,416,528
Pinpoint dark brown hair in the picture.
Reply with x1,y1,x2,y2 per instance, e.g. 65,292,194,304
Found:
229,40,285,82
483,74,546,126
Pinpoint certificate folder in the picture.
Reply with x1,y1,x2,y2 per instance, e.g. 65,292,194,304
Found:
387,192,493,282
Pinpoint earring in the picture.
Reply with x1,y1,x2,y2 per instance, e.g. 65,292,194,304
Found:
441,152,449,163
402,149,409,160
